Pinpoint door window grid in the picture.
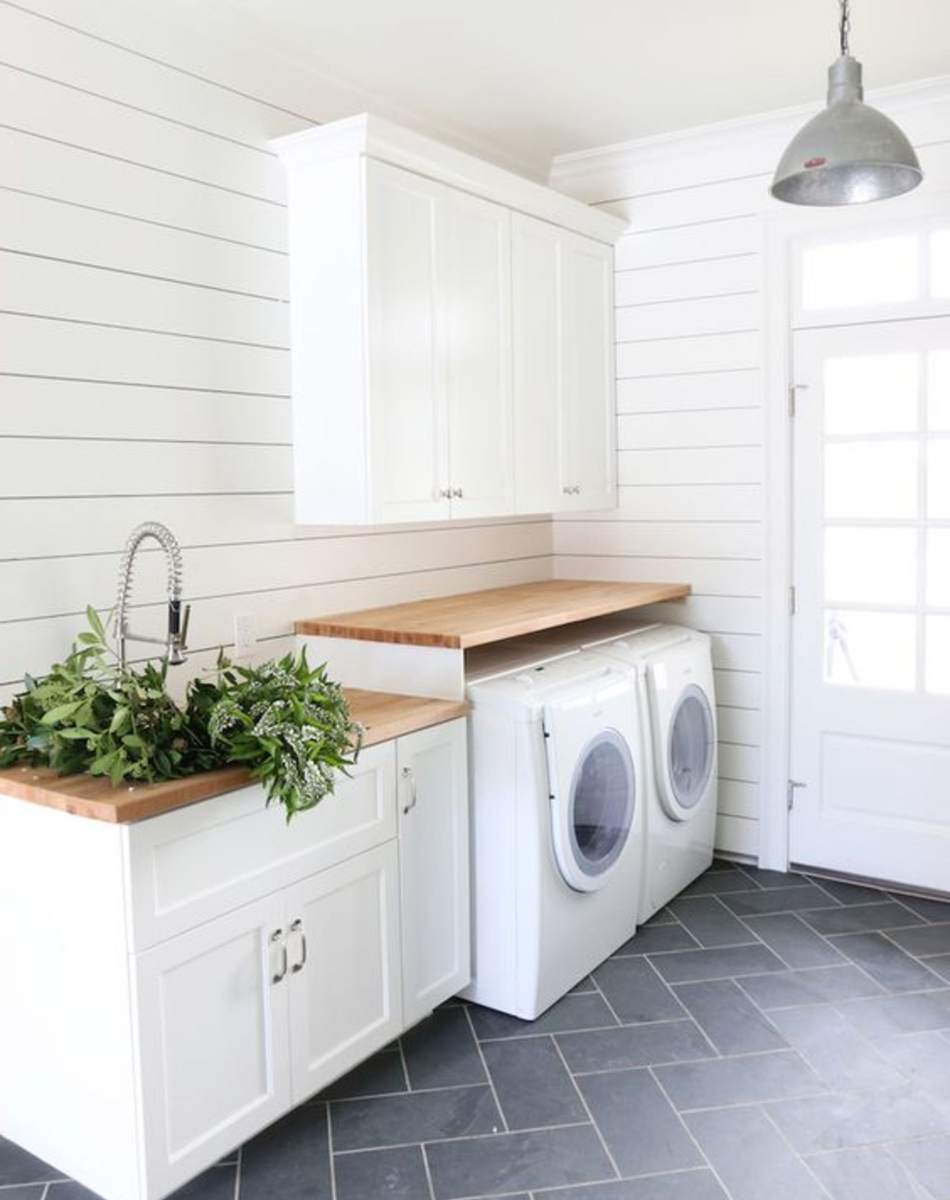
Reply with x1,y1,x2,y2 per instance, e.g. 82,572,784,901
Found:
822,348,949,693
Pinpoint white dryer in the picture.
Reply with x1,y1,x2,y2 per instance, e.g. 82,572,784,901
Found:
462,652,645,1019
585,625,717,923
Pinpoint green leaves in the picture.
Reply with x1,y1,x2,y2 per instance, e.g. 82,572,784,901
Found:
0,610,362,821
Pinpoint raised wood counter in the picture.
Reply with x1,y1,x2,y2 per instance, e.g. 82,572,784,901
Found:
0,688,468,824
296,579,690,649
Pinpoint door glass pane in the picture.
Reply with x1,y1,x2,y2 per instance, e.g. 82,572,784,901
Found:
925,615,950,694
928,442,950,518
927,351,950,431
668,687,714,809
824,610,917,690
824,354,919,435
802,236,920,310
825,528,917,606
926,529,950,607
570,732,634,877
825,442,918,519
931,229,950,298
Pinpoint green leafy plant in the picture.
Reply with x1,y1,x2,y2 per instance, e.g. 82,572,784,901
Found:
0,607,362,820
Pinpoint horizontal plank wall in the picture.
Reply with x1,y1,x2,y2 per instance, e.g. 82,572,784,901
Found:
0,0,552,704
550,78,950,862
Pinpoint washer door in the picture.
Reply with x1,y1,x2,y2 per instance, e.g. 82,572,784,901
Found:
661,683,715,820
553,728,637,892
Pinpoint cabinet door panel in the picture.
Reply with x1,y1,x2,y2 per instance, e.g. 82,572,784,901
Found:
134,893,290,1199
398,719,470,1027
512,213,562,514
445,193,513,518
366,161,450,522
286,841,402,1103
561,234,617,512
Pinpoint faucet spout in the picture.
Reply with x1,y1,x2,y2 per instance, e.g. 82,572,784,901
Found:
114,522,190,669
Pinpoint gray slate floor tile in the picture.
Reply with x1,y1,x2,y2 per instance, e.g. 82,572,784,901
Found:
668,896,758,948
571,974,598,993
534,1169,728,1199
1,1189,47,1200
736,866,801,890
766,1086,950,1154
655,1048,822,1111
613,923,701,957
557,1018,714,1074
330,1085,501,1151
805,1145,932,1200
686,1105,829,1200
888,893,950,922
468,993,618,1040
721,883,842,917
741,913,846,968
829,931,946,992
886,922,950,958
240,1104,332,1200
836,988,950,1038
767,1004,906,1090
737,964,884,1008
333,1145,430,1200
0,1136,66,1186
679,870,761,897
875,1030,950,1103
318,1048,407,1100
889,1134,950,1199
672,979,786,1054
649,943,786,984
401,1006,486,1089
801,902,925,936
480,1035,587,1130
425,1125,614,1199
592,957,686,1023
928,954,950,983
577,1068,703,1176
805,878,892,906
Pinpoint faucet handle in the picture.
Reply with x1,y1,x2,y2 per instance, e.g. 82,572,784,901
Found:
167,600,191,666
180,603,191,650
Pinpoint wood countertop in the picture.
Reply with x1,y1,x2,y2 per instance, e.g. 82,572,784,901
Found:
0,688,468,825
296,579,690,649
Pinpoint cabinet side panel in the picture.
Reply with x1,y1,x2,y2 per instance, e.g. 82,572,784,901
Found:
284,156,369,524
0,795,141,1200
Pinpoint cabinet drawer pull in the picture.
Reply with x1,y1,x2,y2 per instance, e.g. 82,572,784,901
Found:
270,928,288,984
437,488,451,499
401,765,418,815
290,918,308,974
450,487,464,500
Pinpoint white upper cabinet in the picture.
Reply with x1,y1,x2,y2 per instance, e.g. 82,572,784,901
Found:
274,114,625,526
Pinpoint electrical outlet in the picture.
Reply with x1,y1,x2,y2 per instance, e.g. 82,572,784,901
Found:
233,612,257,659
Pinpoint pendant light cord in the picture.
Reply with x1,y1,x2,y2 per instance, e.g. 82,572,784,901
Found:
839,0,851,57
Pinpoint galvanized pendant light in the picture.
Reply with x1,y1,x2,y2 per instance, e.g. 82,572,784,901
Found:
771,0,923,206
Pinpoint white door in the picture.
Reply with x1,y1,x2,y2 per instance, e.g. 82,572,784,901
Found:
398,719,470,1026
366,160,450,523
560,233,617,512
286,841,402,1104
444,191,513,518
134,893,291,1199
790,317,950,892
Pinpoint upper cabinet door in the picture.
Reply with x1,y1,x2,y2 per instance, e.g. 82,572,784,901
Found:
366,161,451,524
560,234,617,512
512,213,562,514
444,192,513,518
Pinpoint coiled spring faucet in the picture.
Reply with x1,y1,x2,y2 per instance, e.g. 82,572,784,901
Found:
114,522,190,669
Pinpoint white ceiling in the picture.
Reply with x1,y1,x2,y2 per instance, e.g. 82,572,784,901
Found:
205,0,949,177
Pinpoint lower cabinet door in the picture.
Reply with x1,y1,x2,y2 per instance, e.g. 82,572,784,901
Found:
286,841,403,1104
398,719,470,1027
134,892,291,1199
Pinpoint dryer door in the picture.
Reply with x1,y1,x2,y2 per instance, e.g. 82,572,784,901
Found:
653,677,716,821
544,682,638,893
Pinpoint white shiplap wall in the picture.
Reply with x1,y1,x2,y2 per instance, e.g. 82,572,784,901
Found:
551,79,950,861
0,0,552,704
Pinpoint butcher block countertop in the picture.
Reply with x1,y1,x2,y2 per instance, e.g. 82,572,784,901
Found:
0,688,468,824
296,579,690,649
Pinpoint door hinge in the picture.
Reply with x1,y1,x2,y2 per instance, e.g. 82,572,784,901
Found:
789,585,796,616
787,779,806,811
789,382,808,417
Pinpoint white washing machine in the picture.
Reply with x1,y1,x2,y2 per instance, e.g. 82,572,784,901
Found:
584,625,717,923
461,652,645,1019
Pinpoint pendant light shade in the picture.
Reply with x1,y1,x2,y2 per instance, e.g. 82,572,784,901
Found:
771,3,923,206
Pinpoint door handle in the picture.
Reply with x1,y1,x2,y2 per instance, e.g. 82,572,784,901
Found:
401,765,418,815
290,918,308,974
270,928,287,984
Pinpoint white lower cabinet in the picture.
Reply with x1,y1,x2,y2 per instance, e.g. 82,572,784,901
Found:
0,718,468,1200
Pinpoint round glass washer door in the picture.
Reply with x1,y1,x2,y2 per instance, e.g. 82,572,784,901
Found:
554,729,636,893
662,683,715,819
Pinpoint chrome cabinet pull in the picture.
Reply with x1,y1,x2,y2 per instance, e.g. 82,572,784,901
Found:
270,928,287,984
401,765,418,815
290,918,308,974
451,487,464,499
437,488,451,499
